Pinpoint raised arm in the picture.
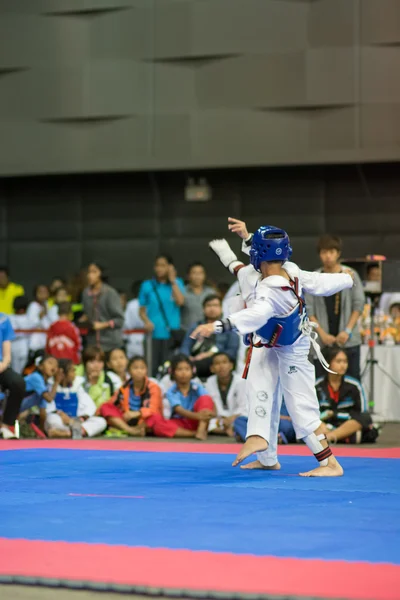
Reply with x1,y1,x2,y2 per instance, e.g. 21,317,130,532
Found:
299,269,353,297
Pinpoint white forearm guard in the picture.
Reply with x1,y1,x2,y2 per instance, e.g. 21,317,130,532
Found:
209,239,243,274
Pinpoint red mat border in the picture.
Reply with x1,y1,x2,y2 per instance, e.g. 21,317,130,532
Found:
0,539,399,600
1,439,399,458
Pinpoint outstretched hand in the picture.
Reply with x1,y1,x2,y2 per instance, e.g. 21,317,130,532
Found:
190,323,215,340
228,217,249,240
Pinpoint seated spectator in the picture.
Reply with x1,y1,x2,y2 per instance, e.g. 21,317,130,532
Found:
119,290,128,311
76,346,114,408
205,353,247,437
48,286,70,322
99,356,162,437
181,263,215,330
389,302,400,320
27,285,52,354
180,294,239,379
44,359,107,439
0,312,26,439
0,266,24,315
316,346,379,444
46,303,82,364
150,355,215,440
20,356,62,433
124,281,145,359
81,262,125,352
106,347,129,389
139,255,185,376
9,296,35,374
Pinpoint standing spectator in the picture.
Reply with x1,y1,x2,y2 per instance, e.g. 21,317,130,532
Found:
0,313,26,439
180,294,239,379
46,303,82,365
9,296,35,374
48,286,70,322
181,263,215,330
82,262,124,352
124,281,145,359
48,277,67,307
27,285,52,354
0,267,24,315
139,255,185,376
305,234,365,380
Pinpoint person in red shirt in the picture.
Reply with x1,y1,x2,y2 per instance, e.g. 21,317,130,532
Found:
46,302,82,364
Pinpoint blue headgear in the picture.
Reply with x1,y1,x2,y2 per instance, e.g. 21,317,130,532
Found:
250,226,292,272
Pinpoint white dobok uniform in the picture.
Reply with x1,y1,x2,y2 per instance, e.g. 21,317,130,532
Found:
228,260,353,460
205,372,247,432
45,376,107,437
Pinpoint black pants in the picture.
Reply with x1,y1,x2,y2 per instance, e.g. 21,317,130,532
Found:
151,338,172,377
0,368,26,426
314,345,361,381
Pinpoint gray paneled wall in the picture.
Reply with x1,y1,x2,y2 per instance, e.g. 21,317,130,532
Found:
1,0,400,176
0,163,399,294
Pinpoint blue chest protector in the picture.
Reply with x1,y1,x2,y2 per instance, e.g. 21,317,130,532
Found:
54,390,79,417
255,278,306,347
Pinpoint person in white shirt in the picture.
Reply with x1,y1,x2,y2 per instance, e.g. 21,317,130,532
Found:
27,285,52,353
44,359,107,438
191,222,354,477
9,296,37,373
206,352,247,437
124,281,145,359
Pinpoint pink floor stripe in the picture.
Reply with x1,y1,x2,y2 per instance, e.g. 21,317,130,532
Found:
1,439,399,458
0,538,399,600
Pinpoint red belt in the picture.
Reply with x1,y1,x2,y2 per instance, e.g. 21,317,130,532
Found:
241,324,284,380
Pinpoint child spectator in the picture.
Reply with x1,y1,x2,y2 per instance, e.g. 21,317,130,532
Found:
0,313,26,439
48,287,70,322
205,352,247,437
9,296,35,373
44,359,107,438
46,302,82,364
76,346,114,408
150,355,215,440
20,356,62,434
106,347,129,389
316,346,379,444
48,278,67,306
124,281,145,359
99,356,162,436
27,285,52,353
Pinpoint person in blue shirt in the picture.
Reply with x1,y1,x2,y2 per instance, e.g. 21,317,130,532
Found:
20,355,62,432
0,313,26,439
180,294,240,378
139,255,185,376
150,355,216,440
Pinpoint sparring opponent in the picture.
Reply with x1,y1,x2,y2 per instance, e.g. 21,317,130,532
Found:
191,222,354,477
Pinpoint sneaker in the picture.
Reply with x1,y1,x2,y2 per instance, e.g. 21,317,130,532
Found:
1,424,18,439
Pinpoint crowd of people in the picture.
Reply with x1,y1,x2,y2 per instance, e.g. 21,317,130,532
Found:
0,228,381,445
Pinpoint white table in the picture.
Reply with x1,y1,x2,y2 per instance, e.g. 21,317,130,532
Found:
360,345,400,422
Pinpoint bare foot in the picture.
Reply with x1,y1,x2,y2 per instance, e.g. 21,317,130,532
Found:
241,460,281,471
232,435,268,467
195,429,208,441
299,457,344,477
128,424,145,437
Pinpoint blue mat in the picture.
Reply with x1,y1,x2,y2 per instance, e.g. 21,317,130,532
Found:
2,449,400,565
